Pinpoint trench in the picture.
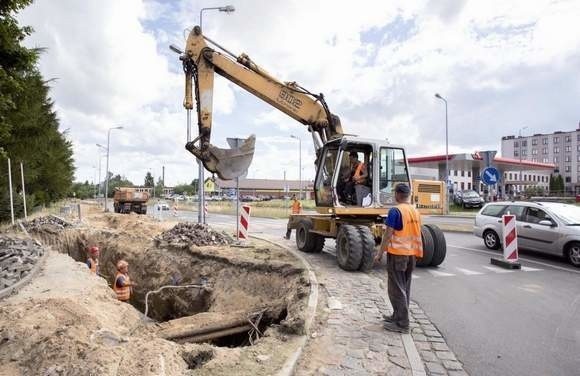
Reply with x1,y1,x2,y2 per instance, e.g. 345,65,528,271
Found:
36,228,305,348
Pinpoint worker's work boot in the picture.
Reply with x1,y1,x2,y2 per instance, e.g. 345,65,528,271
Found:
383,321,409,334
284,229,291,240
382,313,395,323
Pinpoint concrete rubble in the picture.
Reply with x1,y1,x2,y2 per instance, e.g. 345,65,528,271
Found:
20,215,72,234
0,235,44,290
154,222,232,247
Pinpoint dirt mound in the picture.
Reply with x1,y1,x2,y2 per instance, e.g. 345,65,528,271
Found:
21,215,72,234
0,235,44,290
154,222,232,247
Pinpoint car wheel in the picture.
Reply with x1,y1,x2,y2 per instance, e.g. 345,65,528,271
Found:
483,230,501,250
565,242,580,268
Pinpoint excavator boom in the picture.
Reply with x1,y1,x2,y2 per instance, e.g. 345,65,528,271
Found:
180,26,343,179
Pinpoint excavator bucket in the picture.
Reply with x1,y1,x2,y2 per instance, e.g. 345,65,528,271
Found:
188,135,256,180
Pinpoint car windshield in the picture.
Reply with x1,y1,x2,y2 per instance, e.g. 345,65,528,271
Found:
463,191,479,198
542,203,580,225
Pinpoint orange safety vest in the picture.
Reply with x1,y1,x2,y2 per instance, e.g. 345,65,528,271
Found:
353,162,367,184
113,272,132,301
291,200,302,214
385,204,423,258
87,258,99,274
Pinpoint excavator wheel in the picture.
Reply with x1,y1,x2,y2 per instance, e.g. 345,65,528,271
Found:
425,224,447,267
336,225,363,271
356,225,375,272
416,225,435,267
296,219,324,253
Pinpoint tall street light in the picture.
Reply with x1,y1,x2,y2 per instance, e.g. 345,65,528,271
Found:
435,93,449,214
103,126,123,212
290,135,302,200
200,5,235,29
518,126,529,194
96,144,107,201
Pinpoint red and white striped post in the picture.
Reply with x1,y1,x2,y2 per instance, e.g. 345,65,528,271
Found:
491,213,521,269
238,204,251,240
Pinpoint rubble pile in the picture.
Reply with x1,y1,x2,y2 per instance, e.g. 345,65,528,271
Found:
155,222,231,247
0,236,44,290
21,215,72,234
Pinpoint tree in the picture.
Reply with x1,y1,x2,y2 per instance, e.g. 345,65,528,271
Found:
190,179,199,194
144,172,154,187
106,174,134,197
70,180,95,199
154,177,164,197
173,183,195,195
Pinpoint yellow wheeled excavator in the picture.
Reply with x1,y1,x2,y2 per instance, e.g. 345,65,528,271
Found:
174,26,446,271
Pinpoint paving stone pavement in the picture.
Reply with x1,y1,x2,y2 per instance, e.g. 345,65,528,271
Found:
278,237,469,376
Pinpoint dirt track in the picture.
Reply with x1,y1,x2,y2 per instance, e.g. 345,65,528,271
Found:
0,205,309,375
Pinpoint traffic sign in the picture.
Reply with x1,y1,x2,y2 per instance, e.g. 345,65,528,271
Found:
481,167,500,185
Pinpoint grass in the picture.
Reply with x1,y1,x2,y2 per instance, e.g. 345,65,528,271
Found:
178,199,316,219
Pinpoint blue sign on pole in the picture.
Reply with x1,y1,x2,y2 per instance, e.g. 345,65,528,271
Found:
481,167,500,185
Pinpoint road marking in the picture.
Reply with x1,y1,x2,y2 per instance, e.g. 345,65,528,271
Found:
448,244,580,275
412,274,420,279
455,267,484,275
427,270,455,277
482,265,514,274
521,266,542,272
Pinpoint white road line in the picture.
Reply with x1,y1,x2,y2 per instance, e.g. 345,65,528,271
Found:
448,244,580,275
427,270,455,277
455,267,484,275
521,266,542,272
412,274,421,279
482,265,514,274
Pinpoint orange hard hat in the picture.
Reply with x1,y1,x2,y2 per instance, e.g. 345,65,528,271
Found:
89,246,99,255
117,260,128,270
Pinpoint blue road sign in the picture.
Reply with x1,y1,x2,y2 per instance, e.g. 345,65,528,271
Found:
481,167,500,185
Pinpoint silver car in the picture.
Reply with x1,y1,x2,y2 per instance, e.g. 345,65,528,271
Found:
473,201,580,267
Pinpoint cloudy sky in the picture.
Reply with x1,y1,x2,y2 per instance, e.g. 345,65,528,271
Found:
18,0,580,186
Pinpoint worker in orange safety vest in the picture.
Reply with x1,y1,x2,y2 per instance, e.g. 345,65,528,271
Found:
113,260,136,302
375,183,422,334
86,246,99,274
284,195,302,239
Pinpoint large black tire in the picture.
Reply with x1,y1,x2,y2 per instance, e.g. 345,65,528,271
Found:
565,242,580,268
356,225,375,272
416,225,434,267
336,225,363,271
296,219,324,253
483,229,501,250
425,224,447,267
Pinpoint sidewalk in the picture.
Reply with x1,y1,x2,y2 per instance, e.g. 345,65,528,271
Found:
275,236,469,376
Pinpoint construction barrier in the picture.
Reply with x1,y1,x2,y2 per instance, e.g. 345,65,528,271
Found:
204,202,208,217
502,214,519,262
238,205,251,240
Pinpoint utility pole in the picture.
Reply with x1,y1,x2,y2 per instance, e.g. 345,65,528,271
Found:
7,158,14,225
20,162,27,220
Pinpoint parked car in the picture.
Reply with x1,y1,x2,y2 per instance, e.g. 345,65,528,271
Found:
473,201,580,267
157,202,170,211
454,190,484,208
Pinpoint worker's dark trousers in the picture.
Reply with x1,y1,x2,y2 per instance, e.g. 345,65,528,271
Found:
387,253,416,328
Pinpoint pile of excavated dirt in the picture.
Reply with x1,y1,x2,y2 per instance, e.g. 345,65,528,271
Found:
0,209,309,375
20,215,72,234
154,222,232,247
0,235,44,290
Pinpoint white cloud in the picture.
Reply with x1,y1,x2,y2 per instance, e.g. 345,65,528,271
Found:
17,0,580,186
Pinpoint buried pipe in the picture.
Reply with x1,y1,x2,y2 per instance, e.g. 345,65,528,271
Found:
144,284,209,318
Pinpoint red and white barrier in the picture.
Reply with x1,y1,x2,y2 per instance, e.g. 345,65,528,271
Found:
238,205,251,240
204,202,208,217
502,214,518,262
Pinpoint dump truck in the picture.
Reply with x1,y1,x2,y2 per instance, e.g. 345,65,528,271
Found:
113,188,149,214
174,26,447,270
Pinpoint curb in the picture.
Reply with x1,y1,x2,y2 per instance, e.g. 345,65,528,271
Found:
249,235,318,376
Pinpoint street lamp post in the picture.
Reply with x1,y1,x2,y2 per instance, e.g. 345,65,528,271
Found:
518,126,529,194
435,93,449,214
290,135,302,200
103,126,123,212
200,5,235,29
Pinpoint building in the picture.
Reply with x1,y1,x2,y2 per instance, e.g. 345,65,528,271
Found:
133,186,175,196
210,178,314,199
502,125,580,193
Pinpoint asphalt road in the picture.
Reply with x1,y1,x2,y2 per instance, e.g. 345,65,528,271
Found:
154,209,580,376
413,232,580,376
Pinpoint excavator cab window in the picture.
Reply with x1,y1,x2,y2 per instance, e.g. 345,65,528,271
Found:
379,147,410,205
314,146,339,207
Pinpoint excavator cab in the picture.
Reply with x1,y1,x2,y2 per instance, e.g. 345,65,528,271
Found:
314,137,410,213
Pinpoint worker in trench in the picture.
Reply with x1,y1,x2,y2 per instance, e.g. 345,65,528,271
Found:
113,260,137,302
86,246,99,275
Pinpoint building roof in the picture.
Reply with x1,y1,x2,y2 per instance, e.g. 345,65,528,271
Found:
213,178,314,190
408,153,555,172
